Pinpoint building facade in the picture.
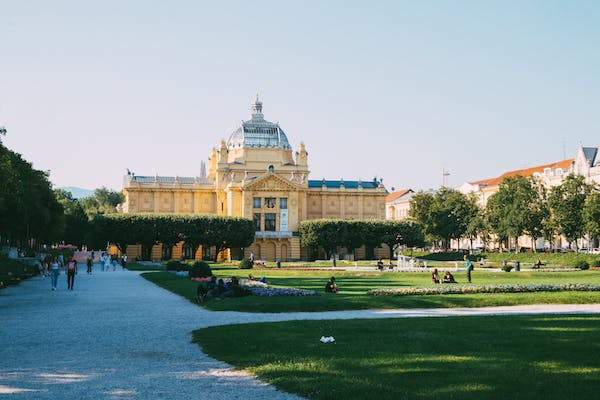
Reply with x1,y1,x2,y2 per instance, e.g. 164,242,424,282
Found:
122,98,387,261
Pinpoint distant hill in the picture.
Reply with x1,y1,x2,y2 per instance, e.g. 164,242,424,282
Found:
58,187,94,199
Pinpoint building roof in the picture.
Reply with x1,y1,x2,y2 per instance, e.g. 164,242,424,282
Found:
129,175,212,185
226,97,292,150
386,189,413,202
308,179,382,189
582,147,599,167
470,158,574,188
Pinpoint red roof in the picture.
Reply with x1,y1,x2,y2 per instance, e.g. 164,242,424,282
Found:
386,189,412,202
470,159,574,187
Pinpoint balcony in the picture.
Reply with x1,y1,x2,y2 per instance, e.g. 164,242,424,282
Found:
254,231,294,239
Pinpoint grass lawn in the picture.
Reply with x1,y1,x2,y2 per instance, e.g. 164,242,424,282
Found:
124,262,165,271
193,315,600,400
142,266,600,312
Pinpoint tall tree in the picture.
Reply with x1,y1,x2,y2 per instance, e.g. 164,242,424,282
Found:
485,176,545,252
583,191,600,248
410,188,477,250
80,187,125,216
548,175,593,249
379,220,425,260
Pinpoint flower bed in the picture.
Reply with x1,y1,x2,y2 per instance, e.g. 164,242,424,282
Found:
368,283,600,297
239,279,268,288
248,287,318,297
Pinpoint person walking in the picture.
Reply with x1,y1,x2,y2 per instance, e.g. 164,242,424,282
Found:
121,253,127,269
86,256,93,274
104,254,111,272
66,258,78,290
50,257,60,291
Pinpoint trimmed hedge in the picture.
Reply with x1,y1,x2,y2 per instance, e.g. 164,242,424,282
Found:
189,261,212,278
165,260,187,272
239,259,253,269
368,283,600,297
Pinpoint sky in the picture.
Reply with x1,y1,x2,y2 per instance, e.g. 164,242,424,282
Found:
1,0,599,192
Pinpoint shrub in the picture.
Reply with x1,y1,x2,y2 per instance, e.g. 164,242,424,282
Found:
575,260,590,270
239,259,253,269
592,260,600,268
189,261,212,278
501,264,514,272
166,260,187,271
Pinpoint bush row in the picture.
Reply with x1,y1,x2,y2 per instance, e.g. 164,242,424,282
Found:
0,255,40,288
368,283,600,297
165,260,212,278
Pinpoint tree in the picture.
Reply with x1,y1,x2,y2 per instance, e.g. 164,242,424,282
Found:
379,220,425,260
583,191,600,248
299,220,348,263
55,189,89,248
409,188,477,250
80,187,124,217
548,175,593,249
485,176,545,252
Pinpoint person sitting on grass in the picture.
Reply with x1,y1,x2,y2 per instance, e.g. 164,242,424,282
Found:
197,275,217,302
325,276,338,293
431,268,440,284
443,271,457,283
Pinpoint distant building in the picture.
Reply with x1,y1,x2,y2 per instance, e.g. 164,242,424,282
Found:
459,158,574,209
122,97,387,261
386,189,415,220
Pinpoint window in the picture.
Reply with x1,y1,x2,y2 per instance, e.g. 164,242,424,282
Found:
265,213,276,231
265,197,276,208
280,198,288,209
253,213,261,231
253,197,261,208
556,168,563,176
268,165,274,173
544,167,552,176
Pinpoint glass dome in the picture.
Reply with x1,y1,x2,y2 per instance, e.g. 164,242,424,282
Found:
226,97,292,150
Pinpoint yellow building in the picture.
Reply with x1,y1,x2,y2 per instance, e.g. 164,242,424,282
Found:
122,97,387,261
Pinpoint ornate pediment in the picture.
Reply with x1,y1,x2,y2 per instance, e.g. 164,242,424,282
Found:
243,173,304,191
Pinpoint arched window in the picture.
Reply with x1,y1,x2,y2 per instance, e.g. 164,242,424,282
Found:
268,165,274,173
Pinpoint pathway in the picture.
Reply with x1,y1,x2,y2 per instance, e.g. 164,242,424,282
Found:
2,268,600,399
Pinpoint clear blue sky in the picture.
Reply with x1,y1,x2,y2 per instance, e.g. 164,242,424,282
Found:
1,0,599,192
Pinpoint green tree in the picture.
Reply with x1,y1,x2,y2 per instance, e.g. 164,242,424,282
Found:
410,188,477,250
299,219,349,263
379,220,425,260
548,175,593,249
583,191,600,247
485,176,545,252
80,187,124,217
55,189,89,248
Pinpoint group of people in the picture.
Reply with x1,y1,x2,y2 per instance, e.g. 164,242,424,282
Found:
98,253,126,271
40,251,129,291
196,275,247,302
431,269,457,284
44,256,78,291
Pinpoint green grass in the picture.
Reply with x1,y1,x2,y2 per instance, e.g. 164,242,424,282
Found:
193,315,600,400
406,251,600,266
124,262,165,271
0,255,39,288
142,267,600,312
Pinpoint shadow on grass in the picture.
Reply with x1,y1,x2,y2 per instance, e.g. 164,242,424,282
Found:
194,315,600,400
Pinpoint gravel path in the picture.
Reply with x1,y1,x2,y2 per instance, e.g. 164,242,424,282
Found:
2,269,600,399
